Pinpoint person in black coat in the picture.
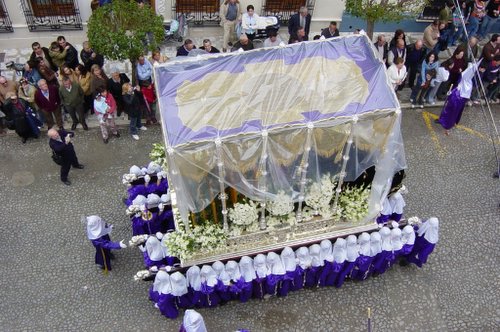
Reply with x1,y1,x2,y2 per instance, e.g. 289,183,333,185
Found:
321,21,340,39
122,83,147,140
57,36,79,69
80,41,105,71
288,6,311,41
30,42,57,72
3,92,40,143
48,128,84,185
107,68,130,117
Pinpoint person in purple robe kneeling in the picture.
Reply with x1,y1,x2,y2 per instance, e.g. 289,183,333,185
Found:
372,227,393,275
266,252,286,296
179,309,207,332
407,217,439,267
238,256,256,302
318,240,335,287
306,244,323,288
351,232,373,281
170,271,191,309
437,62,479,135
85,215,127,272
186,266,203,308
154,271,179,319
335,235,359,288
225,260,245,301
253,254,270,299
295,247,312,290
199,265,221,307
212,261,232,303
279,247,298,296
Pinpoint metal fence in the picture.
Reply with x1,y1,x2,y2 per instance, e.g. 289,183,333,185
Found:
0,0,13,32
20,0,83,32
172,0,221,26
261,0,315,25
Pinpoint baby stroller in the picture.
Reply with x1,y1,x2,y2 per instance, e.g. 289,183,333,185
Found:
164,13,187,43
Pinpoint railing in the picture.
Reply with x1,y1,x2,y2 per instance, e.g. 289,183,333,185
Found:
261,0,315,25
172,0,221,26
20,0,83,32
0,0,13,32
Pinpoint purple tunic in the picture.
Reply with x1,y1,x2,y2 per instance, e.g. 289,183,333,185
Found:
175,294,192,309
376,214,390,225
319,261,334,287
351,255,373,281
187,286,203,308
292,266,306,291
149,286,160,303
239,281,253,302
407,237,436,268
157,293,179,319
391,213,403,222
335,261,356,288
214,280,232,303
327,262,344,286
126,179,169,205
400,243,414,256
90,234,121,270
438,88,467,130
304,266,321,288
266,274,285,296
372,250,393,274
252,277,267,299
199,283,220,307
278,271,296,297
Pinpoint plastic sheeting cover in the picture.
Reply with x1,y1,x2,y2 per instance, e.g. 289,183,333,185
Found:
154,35,406,221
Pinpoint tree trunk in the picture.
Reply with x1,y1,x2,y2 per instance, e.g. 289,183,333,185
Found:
366,19,375,42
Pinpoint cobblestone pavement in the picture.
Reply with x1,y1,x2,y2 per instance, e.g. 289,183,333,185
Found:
0,99,499,331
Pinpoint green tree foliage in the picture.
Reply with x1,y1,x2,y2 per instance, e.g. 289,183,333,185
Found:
343,0,429,39
87,0,165,62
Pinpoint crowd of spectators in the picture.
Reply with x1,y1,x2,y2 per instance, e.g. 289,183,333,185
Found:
1,1,499,143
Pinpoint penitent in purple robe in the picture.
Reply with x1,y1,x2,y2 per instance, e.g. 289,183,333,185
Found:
407,237,436,268
91,234,121,270
157,293,179,319
351,255,374,281
438,89,467,130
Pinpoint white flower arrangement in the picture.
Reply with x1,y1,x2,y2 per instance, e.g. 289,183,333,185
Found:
337,185,371,222
163,221,227,261
133,269,152,281
228,200,259,226
149,143,167,168
128,234,149,247
305,174,335,214
266,190,294,219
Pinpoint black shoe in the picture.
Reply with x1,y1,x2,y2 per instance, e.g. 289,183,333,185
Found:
63,180,71,185
434,119,440,124
493,171,499,178
103,138,109,144
22,137,27,144
109,253,116,260
73,164,84,169
71,123,77,130
82,123,89,131
115,132,120,138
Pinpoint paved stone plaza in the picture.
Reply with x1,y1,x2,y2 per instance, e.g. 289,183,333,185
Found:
1,99,499,331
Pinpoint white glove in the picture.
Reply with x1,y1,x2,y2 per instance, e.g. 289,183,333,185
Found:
149,266,158,272
119,240,127,248
64,135,71,144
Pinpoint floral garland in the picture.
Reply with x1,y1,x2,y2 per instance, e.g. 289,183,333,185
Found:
163,222,227,261
337,185,371,222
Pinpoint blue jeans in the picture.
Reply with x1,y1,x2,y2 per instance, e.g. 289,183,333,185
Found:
129,116,142,135
467,17,480,38
478,15,499,39
426,82,442,104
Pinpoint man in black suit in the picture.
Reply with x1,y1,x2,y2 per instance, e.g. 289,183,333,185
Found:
288,6,311,41
321,21,340,39
48,128,84,185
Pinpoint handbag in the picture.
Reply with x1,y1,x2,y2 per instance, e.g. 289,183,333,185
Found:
51,150,63,166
